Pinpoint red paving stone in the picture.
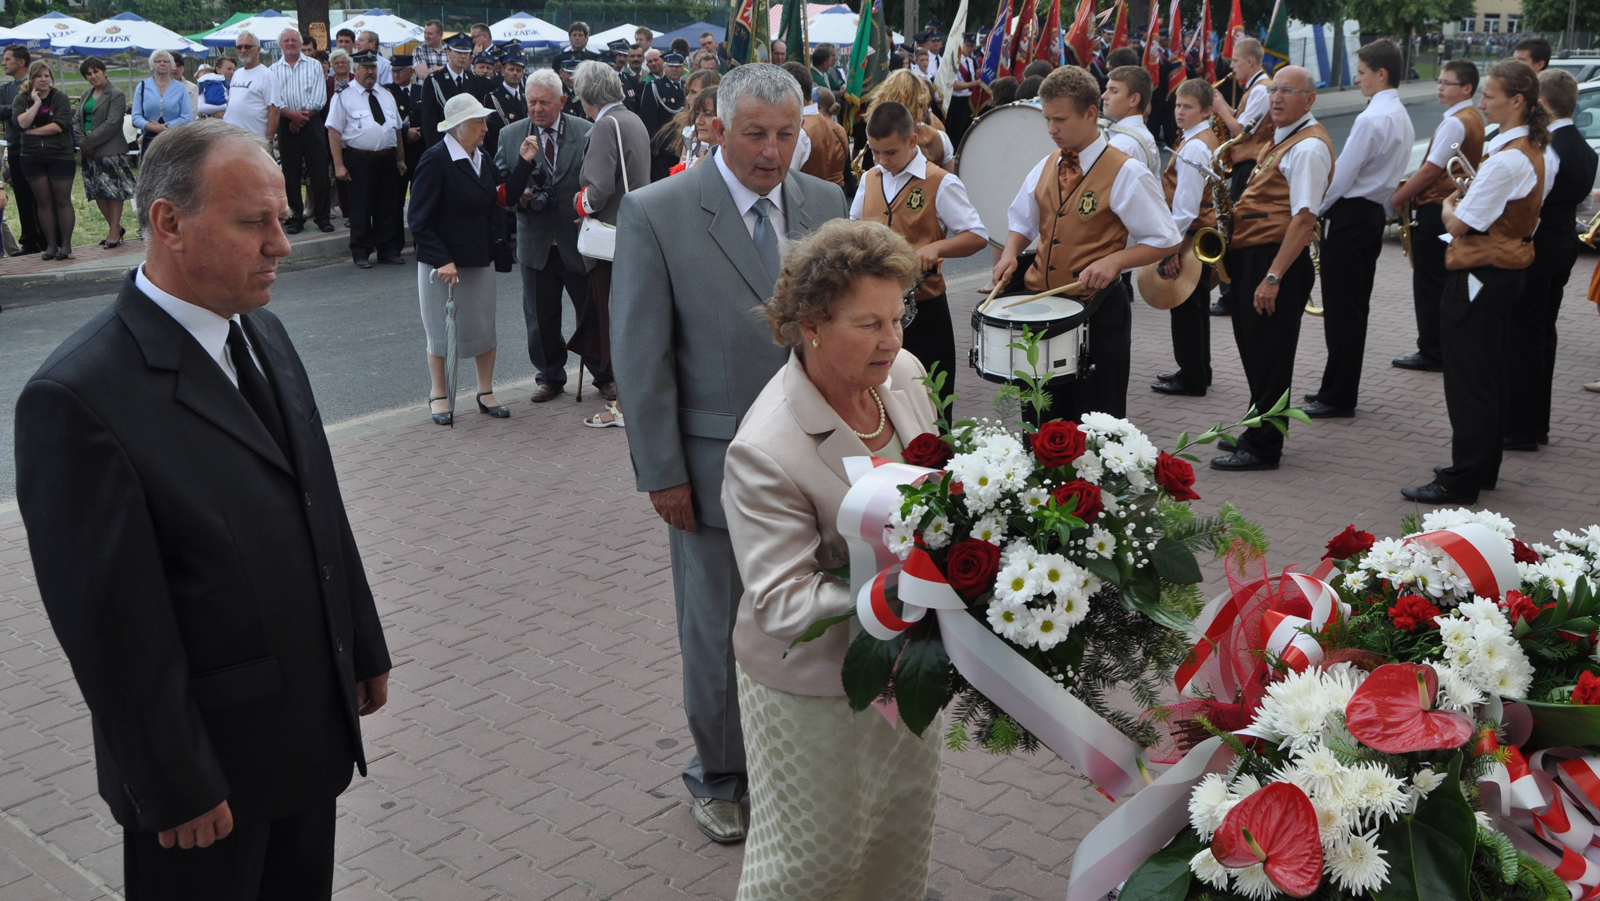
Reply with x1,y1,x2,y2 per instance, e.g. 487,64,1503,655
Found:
1,236,1598,899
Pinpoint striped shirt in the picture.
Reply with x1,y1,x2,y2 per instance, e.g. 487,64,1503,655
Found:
272,54,327,113
414,44,448,71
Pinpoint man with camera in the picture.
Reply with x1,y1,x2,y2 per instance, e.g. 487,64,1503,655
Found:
495,68,609,401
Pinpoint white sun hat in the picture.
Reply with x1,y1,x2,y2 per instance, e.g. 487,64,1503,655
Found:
437,94,493,132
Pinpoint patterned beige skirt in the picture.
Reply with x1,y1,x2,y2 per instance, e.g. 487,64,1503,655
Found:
735,666,943,901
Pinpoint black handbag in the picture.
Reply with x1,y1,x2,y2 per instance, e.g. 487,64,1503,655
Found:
491,208,515,273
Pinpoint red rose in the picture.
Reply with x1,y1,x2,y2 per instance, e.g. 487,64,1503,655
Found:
1573,671,1600,706
1387,594,1442,632
945,538,1001,599
1512,539,1541,564
902,433,953,469
1031,420,1087,468
1153,451,1200,501
1052,480,1103,523
1323,525,1376,561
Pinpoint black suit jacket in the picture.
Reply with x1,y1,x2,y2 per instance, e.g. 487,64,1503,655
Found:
1537,124,1599,244
14,277,391,833
408,137,533,268
420,67,494,148
388,81,425,174
483,81,528,160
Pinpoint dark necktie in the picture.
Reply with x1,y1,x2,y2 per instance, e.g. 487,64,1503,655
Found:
367,89,386,124
544,127,557,168
227,321,291,461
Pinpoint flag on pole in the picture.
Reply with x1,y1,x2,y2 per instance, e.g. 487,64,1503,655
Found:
1037,0,1063,66
1008,0,1039,78
1142,0,1161,86
1222,0,1245,58
979,0,1013,85
1165,0,1184,93
1263,0,1289,72
777,0,808,62
1108,1,1128,53
1197,0,1215,82
845,0,892,123
935,0,968,112
1064,0,1094,70
728,0,769,64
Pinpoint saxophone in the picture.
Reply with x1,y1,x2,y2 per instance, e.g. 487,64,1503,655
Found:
1183,122,1258,285
1395,181,1416,268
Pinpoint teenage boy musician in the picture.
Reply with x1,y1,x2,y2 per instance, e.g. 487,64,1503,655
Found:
1152,78,1222,399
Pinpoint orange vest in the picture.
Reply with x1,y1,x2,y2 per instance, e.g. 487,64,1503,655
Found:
1228,72,1271,168
1023,145,1132,295
1163,129,1221,234
1446,135,1544,271
862,163,949,299
1231,121,1335,249
800,112,849,185
1416,107,1486,208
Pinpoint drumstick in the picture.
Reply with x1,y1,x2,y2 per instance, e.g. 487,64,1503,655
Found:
1002,282,1082,309
977,281,1007,313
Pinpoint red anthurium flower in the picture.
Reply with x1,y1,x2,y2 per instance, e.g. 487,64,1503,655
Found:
1210,781,1323,898
1572,671,1600,706
1345,664,1475,754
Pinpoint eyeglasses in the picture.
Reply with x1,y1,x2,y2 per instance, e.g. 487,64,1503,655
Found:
1437,79,1464,88
1264,87,1311,98
237,43,258,50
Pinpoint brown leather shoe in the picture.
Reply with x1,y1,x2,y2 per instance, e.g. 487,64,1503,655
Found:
530,383,563,403
597,382,619,402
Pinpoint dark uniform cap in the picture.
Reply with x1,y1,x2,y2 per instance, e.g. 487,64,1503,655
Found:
662,52,685,65
560,58,583,72
445,35,474,53
473,51,495,65
607,39,630,53
501,54,526,67
352,49,381,66
392,54,413,67
962,33,977,45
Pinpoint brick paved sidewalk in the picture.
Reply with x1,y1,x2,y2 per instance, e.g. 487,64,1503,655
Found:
1,238,1598,900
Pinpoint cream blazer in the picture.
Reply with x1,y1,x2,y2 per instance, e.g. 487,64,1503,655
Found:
722,349,939,697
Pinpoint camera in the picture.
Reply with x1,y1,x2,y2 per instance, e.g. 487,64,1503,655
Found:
525,169,554,211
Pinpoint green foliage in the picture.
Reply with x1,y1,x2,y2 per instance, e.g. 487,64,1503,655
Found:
1522,0,1600,34
894,618,954,737
1118,827,1205,901
841,628,905,712
785,611,854,656
1374,752,1477,901
1159,499,1269,563
1343,0,1477,36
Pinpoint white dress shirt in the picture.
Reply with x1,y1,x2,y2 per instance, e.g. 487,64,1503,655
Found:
1171,122,1214,234
270,54,327,113
1007,135,1183,251
1544,119,1570,197
1424,100,1479,169
325,82,401,151
1454,125,1544,233
374,54,393,86
848,148,989,240
793,123,813,170
1264,115,1334,217
714,147,789,248
1106,114,1161,177
1237,71,1269,131
1321,88,1415,215
135,265,262,389
445,132,483,175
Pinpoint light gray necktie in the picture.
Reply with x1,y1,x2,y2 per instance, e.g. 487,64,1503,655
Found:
751,197,780,280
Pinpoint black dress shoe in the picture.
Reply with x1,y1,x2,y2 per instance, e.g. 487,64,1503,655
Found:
1209,301,1231,317
354,258,373,269
1156,370,1182,382
1302,400,1355,419
378,254,407,265
530,383,563,403
1303,393,1319,403
1502,439,1539,452
1218,436,1237,452
429,397,452,427
318,221,336,233
1211,449,1279,471
1151,381,1205,396
477,392,511,418
1392,353,1443,372
1433,465,1495,490
285,222,304,235
1401,481,1478,505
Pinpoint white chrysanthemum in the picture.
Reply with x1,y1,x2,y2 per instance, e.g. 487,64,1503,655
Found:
1190,849,1231,890
986,599,1029,642
1553,526,1600,557
1231,773,1263,799
922,515,952,550
1034,554,1071,595
1120,430,1160,469
885,522,916,558
1099,440,1137,476
1347,763,1408,825
1230,863,1280,900
1080,411,1137,439
1057,591,1090,628
994,561,1036,605
1025,606,1070,651
1326,830,1388,894
1084,525,1115,559
1003,541,1038,568
971,515,1005,546
1020,487,1050,515
1073,449,1105,484
1486,652,1535,699
1540,553,1589,594
1318,664,1366,712
1429,660,1486,712
1437,616,1474,649
1422,507,1516,540
977,430,1026,462
1457,596,1509,627
1411,767,1446,798
1313,797,1356,845
1293,744,1348,798
1476,809,1496,832
1189,773,1234,839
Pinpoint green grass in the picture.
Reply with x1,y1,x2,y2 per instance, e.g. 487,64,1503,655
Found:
4,163,140,251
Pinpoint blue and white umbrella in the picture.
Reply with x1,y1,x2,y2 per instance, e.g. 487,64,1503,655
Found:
338,9,424,46
51,12,205,56
7,12,95,48
0,26,21,47
202,10,300,48
487,12,567,47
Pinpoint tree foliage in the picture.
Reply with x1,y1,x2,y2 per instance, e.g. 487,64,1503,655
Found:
1343,0,1477,37
1522,0,1600,34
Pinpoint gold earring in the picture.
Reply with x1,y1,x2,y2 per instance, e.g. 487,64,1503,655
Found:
811,338,819,348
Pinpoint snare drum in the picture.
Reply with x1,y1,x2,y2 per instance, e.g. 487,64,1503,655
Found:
971,292,1094,384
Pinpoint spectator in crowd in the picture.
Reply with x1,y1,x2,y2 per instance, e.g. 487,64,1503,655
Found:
274,27,332,235
913,47,934,79
644,48,665,82
133,49,194,154
335,28,356,53
470,23,493,56
555,21,605,70
422,35,493,147
695,50,721,74
409,94,535,426
635,26,655,54
223,32,279,139
497,68,603,402
389,55,424,208
1514,36,1550,73
1,45,44,254
699,32,725,72
196,56,235,118
723,220,942,900
1017,74,1043,101
570,61,651,427
770,40,788,66
472,52,496,80
14,60,76,259
328,50,406,268
329,48,355,96
866,69,952,165
639,53,687,181
313,49,330,76
679,84,720,171
416,20,448,76
75,57,134,250
355,31,394,86
988,75,1020,108
670,37,692,59
662,69,719,167
178,61,200,117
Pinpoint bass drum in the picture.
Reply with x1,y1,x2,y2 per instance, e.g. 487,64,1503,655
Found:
954,100,1055,247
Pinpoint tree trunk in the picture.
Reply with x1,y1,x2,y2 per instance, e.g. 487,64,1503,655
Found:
298,0,331,54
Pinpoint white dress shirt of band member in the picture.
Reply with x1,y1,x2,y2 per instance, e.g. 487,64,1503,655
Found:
1210,37,1270,183
1102,64,1162,177
327,53,405,265
1308,40,1415,417
224,31,280,140
1153,78,1225,395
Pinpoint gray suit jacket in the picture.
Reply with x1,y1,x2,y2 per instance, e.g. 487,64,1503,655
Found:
495,112,592,272
579,105,652,226
611,158,848,530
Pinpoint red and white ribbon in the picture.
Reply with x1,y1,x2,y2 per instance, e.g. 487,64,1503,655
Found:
1175,568,1345,698
1407,524,1520,600
1481,737,1600,898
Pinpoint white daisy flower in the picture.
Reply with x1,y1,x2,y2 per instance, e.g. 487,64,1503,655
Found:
1034,554,1071,596
1230,863,1280,900
1002,541,1039,569
971,515,1005,546
884,522,916,558
1057,591,1089,629
1084,526,1116,559
1030,606,1071,651
922,515,953,550
1020,487,1051,515
994,562,1036,605
1326,830,1388,895
1120,431,1160,468
1073,449,1105,484
1189,849,1231,891
1540,553,1589,594
986,599,1030,642
1099,440,1137,476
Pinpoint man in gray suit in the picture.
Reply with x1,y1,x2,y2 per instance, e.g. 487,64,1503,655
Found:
494,68,603,401
611,64,847,843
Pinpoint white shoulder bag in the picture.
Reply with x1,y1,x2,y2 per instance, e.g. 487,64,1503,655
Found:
576,117,630,261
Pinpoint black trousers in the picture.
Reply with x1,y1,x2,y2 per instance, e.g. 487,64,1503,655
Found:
945,95,974,149
522,258,609,386
1506,232,1578,445
1410,202,1448,362
124,801,335,900
1040,279,1132,423
344,150,402,260
902,291,956,409
1228,161,1256,203
278,117,331,226
1227,243,1314,462
6,147,44,253
1168,264,1213,390
1438,265,1522,493
1314,197,1387,410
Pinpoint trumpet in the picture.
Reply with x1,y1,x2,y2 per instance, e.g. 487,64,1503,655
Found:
1582,209,1600,248
1447,142,1479,194
1394,180,1417,268
851,146,869,178
1209,73,1235,143
1306,218,1326,316
1174,140,1237,283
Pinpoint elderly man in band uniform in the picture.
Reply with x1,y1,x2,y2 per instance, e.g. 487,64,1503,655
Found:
328,50,406,269
639,53,687,181
611,63,847,844
388,55,425,210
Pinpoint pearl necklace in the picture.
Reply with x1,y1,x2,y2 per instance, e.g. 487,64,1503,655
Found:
853,388,886,440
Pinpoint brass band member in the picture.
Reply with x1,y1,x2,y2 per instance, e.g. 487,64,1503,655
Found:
993,66,1181,422
1404,60,1548,505
1503,69,1597,451
1102,65,1161,177
1210,37,1270,198
1153,78,1221,398
1389,60,1483,373
1305,40,1414,419
1210,66,1333,472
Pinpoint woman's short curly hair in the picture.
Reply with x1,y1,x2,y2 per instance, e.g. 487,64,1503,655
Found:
764,220,918,346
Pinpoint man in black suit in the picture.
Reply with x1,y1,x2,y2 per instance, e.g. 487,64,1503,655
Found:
422,35,493,147
14,118,390,898
484,52,528,161
1506,68,1599,450
388,55,425,210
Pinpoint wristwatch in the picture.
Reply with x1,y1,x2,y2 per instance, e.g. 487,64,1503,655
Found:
1265,272,1281,286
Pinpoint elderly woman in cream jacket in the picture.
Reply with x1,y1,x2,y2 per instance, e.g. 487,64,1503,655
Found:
721,219,943,901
